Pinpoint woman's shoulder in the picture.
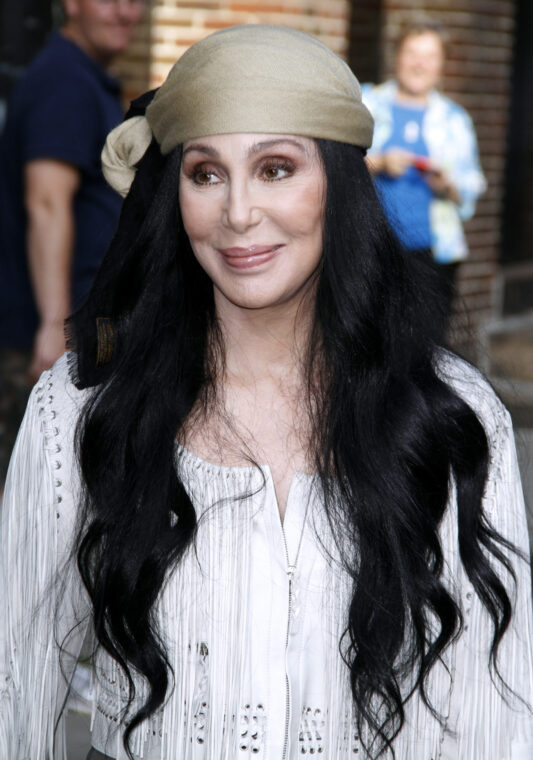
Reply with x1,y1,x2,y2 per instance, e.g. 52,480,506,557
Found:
435,349,511,441
2,353,89,540
428,89,473,123
27,352,90,457
33,351,88,415
361,79,396,104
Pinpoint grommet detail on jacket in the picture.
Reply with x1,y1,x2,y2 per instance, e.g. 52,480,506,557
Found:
463,587,474,632
239,703,266,753
38,369,65,510
299,706,325,754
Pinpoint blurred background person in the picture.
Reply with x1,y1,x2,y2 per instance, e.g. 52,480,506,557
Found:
362,19,486,323
0,0,145,486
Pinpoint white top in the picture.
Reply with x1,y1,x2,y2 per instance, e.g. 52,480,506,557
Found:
1,353,532,760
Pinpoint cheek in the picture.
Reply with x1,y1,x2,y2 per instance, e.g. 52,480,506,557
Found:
127,7,145,24
429,58,443,77
396,54,410,73
94,5,115,23
286,182,324,240
179,190,215,243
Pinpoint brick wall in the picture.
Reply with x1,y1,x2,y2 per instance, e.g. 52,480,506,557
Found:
114,0,517,352
349,0,517,351
115,0,352,102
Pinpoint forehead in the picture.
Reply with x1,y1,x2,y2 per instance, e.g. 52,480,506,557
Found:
66,0,108,16
68,0,142,14
399,31,444,55
182,132,318,157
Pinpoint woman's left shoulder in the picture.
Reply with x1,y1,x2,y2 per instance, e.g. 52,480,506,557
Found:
430,90,472,121
435,350,511,439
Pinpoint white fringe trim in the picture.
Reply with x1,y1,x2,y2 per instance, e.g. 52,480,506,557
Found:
2,354,532,759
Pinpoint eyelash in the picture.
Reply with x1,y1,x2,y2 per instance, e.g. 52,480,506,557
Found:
188,158,296,186
259,158,295,182
191,167,219,185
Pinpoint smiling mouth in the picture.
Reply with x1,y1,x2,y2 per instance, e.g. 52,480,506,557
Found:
217,244,284,269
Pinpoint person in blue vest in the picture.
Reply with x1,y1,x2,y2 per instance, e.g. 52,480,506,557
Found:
0,0,145,484
362,19,486,320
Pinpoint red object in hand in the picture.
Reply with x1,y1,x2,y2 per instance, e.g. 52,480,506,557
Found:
412,156,431,172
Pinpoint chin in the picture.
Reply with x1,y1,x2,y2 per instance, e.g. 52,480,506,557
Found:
228,296,282,311
107,33,134,52
222,285,314,314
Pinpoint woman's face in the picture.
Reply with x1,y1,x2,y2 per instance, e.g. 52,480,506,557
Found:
179,133,326,315
396,31,444,99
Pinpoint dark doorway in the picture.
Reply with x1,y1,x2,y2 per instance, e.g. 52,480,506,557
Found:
0,1,60,129
347,0,384,85
501,0,533,314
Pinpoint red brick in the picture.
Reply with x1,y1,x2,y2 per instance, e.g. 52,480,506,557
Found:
113,0,516,343
230,2,296,12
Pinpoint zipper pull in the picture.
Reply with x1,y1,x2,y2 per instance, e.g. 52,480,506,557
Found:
287,564,296,581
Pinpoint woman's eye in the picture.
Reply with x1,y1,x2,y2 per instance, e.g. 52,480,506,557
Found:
260,162,294,181
192,169,220,185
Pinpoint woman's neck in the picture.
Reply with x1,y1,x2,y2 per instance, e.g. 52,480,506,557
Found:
395,85,430,107
216,296,314,389
181,290,318,493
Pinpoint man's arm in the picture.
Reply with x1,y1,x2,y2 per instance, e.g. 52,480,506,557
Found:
24,159,81,383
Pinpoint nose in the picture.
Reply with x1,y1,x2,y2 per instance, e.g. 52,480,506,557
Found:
222,176,262,233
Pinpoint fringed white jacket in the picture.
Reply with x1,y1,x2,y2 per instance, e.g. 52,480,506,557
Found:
1,353,533,759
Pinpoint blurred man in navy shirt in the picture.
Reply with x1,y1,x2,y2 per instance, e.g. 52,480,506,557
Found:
0,0,145,482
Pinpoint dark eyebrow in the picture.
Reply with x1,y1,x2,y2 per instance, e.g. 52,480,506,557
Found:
247,138,308,156
182,143,220,158
182,137,308,160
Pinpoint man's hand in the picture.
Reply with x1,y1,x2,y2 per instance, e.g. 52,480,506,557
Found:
24,159,80,383
28,321,66,384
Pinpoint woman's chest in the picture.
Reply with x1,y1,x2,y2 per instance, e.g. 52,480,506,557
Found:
163,474,353,757
92,463,461,760
93,468,356,759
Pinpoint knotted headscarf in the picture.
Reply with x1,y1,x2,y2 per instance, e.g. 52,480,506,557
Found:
102,24,374,197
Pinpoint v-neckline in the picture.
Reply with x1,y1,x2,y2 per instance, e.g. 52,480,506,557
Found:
175,441,314,523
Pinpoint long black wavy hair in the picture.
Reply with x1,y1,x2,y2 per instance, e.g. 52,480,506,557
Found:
67,131,518,758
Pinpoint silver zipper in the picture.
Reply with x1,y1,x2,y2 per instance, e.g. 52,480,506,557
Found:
281,536,295,760
278,482,311,760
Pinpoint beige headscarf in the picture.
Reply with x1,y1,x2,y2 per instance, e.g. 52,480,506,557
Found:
102,25,374,197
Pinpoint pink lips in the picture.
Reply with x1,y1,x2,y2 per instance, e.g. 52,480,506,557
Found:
218,244,283,269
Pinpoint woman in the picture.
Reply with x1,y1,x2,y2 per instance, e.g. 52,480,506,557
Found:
362,20,486,315
1,25,532,760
